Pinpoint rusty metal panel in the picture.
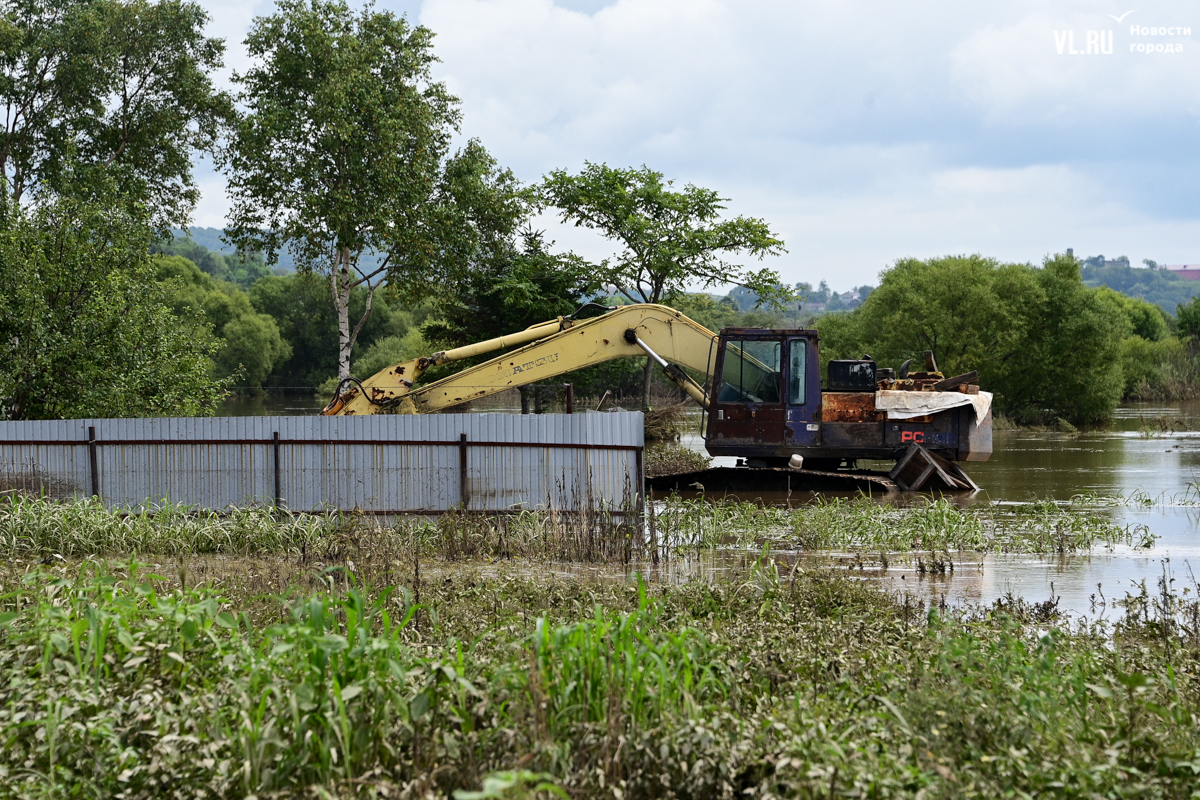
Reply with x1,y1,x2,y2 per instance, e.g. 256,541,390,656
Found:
0,412,643,515
820,392,884,423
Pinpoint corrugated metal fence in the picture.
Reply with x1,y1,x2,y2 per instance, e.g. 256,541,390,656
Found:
0,413,644,516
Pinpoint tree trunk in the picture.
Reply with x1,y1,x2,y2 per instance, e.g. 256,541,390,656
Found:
519,385,530,414
333,251,352,381
642,356,654,410
331,246,375,381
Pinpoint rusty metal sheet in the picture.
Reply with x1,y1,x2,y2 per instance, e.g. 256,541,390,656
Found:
820,392,884,423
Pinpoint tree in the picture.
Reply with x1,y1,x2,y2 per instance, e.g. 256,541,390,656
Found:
155,255,291,389
0,0,230,228
153,235,272,288
248,273,412,389
419,228,633,404
668,292,742,334
540,163,788,407
1080,260,1200,313
223,0,502,383
1176,297,1200,340
1095,287,1168,341
818,254,1128,426
422,229,595,350
0,197,229,419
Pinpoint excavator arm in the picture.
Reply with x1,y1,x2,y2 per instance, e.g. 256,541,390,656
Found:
322,304,721,416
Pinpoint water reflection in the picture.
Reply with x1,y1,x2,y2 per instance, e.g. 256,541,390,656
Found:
675,403,1200,618
218,394,326,416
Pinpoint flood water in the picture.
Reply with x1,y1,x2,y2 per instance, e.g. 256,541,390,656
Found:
673,402,1200,618
218,394,328,416
220,394,1200,617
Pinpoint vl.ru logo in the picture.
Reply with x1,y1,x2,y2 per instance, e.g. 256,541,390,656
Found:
1055,30,1114,54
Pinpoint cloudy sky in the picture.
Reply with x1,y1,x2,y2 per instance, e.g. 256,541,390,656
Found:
192,0,1200,290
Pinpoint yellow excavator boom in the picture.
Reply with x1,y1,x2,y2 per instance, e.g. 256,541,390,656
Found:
322,304,721,416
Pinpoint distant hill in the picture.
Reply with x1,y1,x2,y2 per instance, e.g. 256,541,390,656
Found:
173,227,296,272
1080,262,1200,314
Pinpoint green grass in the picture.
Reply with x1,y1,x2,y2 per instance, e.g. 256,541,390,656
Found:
0,495,641,563
2,558,1200,798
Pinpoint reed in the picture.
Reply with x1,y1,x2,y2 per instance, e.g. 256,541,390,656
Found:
654,495,1143,554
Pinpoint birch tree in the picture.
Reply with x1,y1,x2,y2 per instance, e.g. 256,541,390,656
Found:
222,0,461,381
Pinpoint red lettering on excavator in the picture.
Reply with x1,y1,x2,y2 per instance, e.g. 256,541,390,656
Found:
901,430,925,444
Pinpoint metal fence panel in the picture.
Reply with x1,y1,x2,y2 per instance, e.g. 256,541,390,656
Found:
0,412,643,515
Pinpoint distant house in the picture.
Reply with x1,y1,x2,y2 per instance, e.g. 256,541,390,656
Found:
1163,265,1200,281
1082,254,1132,269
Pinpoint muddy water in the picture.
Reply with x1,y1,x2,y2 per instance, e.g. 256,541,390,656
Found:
671,402,1200,618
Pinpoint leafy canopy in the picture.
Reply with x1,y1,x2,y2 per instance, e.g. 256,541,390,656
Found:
155,256,292,389
222,0,460,277
540,163,789,307
818,254,1129,426
0,0,230,229
247,274,414,388
0,197,229,420
153,235,272,289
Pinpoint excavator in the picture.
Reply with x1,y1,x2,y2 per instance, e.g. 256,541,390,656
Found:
322,303,992,492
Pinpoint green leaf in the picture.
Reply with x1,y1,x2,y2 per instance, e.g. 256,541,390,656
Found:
315,634,348,652
410,689,431,720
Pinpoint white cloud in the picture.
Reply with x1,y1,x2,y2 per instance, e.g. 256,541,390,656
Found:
189,0,1200,289
950,8,1200,123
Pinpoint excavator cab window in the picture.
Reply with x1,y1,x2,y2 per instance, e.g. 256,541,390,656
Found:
716,339,782,403
788,339,807,404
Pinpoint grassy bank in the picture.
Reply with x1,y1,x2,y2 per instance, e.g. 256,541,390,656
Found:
2,556,1200,798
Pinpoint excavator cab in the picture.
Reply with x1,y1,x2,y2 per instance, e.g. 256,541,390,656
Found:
705,330,822,464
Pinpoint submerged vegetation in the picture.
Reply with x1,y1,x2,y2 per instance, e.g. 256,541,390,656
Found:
3,555,1200,798
644,442,712,477
0,493,1154,561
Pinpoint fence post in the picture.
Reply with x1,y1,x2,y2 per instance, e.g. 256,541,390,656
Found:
565,383,574,414
459,433,470,508
87,426,99,499
273,431,282,509
636,443,645,529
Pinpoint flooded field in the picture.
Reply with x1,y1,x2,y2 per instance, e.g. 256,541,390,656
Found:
671,401,1200,618
5,464,1200,795
218,395,1200,617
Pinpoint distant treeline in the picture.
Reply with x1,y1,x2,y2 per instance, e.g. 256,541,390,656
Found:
157,236,1200,424
1080,258,1200,313
152,236,810,399
819,254,1200,426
